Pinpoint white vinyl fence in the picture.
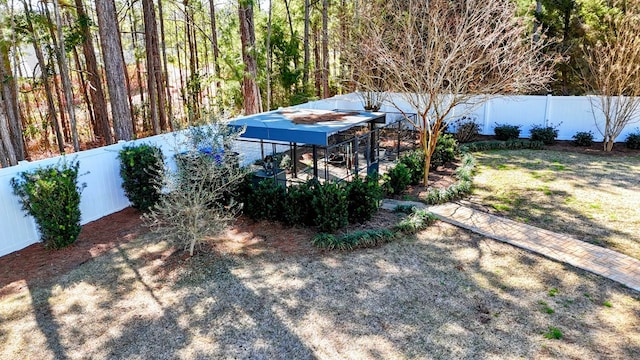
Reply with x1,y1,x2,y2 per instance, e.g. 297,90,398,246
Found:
295,93,640,141
1,93,639,257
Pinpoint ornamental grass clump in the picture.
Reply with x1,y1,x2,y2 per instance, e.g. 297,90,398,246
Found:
11,159,86,249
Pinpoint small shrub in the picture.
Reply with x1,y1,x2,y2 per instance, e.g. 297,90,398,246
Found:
394,209,437,233
452,116,481,143
383,163,411,195
283,179,317,226
494,123,521,140
11,159,86,249
143,123,247,256
312,181,349,233
543,327,563,340
346,175,383,224
243,179,287,221
460,139,544,152
530,124,559,145
399,150,425,185
431,134,458,169
313,229,395,250
118,143,164,211
625,131,640,149
571,131,594,147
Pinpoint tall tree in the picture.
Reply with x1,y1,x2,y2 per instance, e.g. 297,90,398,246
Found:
142,0,168,133
96,0,134,140
0,27,25,160
302,0,310,88
350,0,551,185
22,0,65,153
238,0,262,114
52,0,80,151
321,0,329,98
75,0,113,145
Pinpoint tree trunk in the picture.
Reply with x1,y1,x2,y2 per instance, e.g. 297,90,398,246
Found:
96,0,135,141
0,95,17,166
142,0,161,134
53,0,80,152
72,46,96,141
209,0,221,97
282,0,298,68
128,1,147,131
0,31,25,160
321,0,330,99
238,1,262,114
76,0,113,144
23,0,65,153
303,0,310,88
314,25,322,97
157,0,173,127
266,0,272,111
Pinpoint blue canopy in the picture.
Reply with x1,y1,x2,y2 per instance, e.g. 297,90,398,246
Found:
227,109,385,146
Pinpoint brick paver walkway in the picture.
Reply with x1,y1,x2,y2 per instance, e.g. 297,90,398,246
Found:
381,199,640,292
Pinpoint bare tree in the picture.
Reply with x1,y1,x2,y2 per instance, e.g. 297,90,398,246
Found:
349,0,551,185
585,9,640,151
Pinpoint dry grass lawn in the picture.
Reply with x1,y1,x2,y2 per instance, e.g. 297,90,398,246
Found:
1,222,639,359
470,149,640,260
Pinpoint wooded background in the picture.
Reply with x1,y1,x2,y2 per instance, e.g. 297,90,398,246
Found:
0,0,636,167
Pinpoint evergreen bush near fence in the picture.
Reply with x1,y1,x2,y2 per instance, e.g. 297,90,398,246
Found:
530,124,559,145
572,131,594,147
625,131,640,149
460,139,544,152
11,159,86,249
494,123,521,140
118,143,164,211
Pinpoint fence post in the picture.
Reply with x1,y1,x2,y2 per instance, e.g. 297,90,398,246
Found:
483,99,491,135
544,93,552,127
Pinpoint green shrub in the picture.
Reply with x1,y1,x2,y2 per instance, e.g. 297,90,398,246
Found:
118,143,164,211
530,124,559,145
460,139,544,152
399,150,425,185
571,131,594,147
346,175,383,224
384,163,411,195
11,159,86,249
243,179,287,221
625,131,640,149
494,123,521,140
312,181,349,233
313,229,395,250
394,209,437,233
283,179,317,226
452,116,480,143
431,134,458,169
